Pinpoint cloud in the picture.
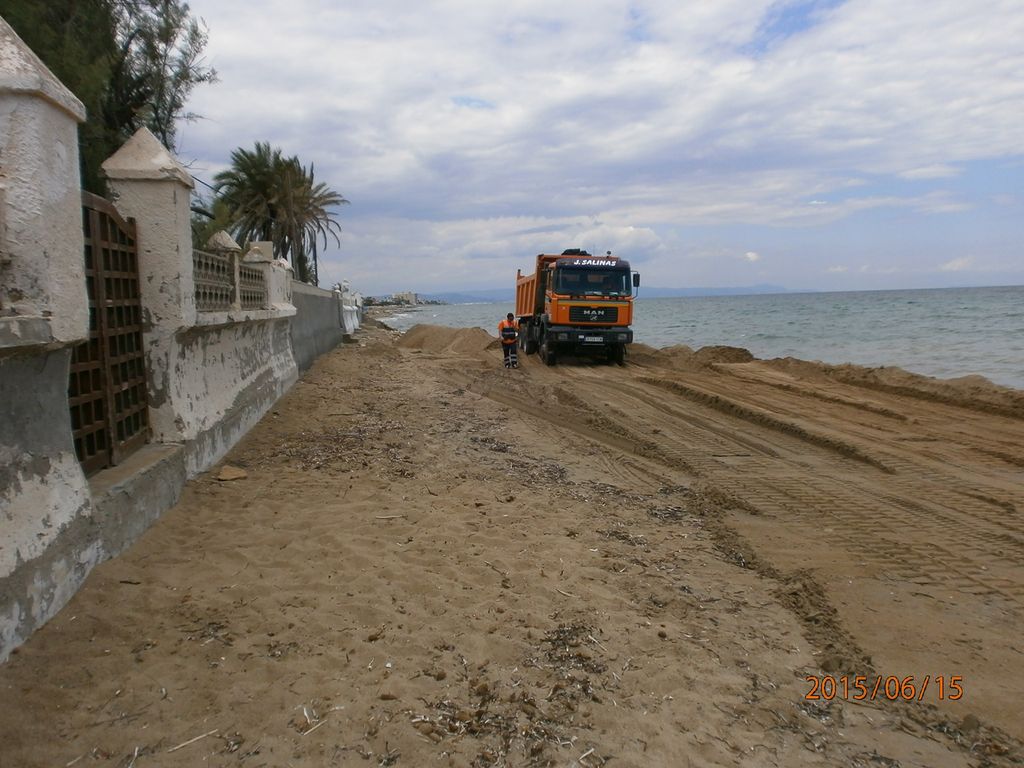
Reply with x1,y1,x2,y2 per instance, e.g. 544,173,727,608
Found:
744,251,761,262
827,265,848,273
177,0,1024,292
898,164,960,180
451,96,497,110
940,256,975,272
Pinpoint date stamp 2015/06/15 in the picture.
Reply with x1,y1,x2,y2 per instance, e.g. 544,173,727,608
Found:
804,675,964,702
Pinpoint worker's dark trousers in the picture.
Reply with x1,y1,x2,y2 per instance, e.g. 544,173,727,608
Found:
503,343,518,367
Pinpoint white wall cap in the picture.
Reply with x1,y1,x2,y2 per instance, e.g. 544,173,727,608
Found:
243,240,284,262
0,18,86,121
102,127,193,187
206,230,241,252
291,280,335,297
242,242,272,262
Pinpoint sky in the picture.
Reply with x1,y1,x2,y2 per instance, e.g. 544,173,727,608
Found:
177,0,1024,295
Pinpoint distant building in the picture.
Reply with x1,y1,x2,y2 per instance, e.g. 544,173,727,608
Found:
392,291,418,305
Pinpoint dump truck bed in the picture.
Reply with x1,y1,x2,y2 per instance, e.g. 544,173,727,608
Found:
515,254,563,318
515,271,540,318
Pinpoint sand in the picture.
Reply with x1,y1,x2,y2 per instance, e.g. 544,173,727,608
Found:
1,319,1022,767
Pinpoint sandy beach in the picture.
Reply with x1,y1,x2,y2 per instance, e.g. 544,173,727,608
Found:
1,318,1022,768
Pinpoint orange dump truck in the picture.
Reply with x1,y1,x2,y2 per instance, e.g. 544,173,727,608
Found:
515,249,639,365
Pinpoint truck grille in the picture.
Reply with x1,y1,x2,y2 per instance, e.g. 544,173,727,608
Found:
569,306,618,323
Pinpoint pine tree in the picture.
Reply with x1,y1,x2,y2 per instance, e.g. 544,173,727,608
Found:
0,0,216,192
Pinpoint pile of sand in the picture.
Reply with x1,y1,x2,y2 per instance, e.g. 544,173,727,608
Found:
691,345,756,365
631,343,755,371
768,356,1024,419
396,323,499,357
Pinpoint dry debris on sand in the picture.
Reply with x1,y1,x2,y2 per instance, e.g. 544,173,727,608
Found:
1,321,1022,767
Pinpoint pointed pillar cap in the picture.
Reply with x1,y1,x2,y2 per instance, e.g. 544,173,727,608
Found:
206,230,241,252
102,127,193,187
0,18,86,121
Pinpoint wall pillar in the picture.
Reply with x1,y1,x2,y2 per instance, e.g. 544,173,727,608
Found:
101,127,196,445
0,18,87,344
244,241,294,310
0,19,93,661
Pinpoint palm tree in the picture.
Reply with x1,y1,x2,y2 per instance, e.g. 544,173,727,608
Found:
213,143,347,283
213,142,284,244
295,163,347,284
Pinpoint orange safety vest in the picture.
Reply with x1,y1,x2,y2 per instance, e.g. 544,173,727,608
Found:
498,319,519,345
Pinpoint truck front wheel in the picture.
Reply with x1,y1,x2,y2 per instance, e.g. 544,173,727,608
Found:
609,344,625,366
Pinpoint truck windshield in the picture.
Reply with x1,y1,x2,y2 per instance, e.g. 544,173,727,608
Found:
554,269,631,297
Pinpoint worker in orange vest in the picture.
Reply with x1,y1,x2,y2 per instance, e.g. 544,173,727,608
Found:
498,312,519,368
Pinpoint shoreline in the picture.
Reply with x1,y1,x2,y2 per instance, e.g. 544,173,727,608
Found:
365,286,1024,390
374,307,1024,400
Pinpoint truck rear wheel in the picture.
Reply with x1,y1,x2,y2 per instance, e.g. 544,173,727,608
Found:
540,337,556,366
523,322,538,355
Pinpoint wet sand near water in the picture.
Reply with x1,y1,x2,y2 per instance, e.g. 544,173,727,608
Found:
1,320,1022,767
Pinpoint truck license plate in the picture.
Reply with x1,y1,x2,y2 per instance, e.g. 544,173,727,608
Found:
583,336,603,343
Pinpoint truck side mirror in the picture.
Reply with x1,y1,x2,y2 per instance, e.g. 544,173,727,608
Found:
632,273,640,288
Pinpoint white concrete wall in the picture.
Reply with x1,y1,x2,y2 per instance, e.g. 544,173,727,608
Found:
174,318,298,475
291,280,345,371
0,19,96,659
104,130,301,477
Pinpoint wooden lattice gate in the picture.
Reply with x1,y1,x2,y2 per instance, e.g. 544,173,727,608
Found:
68,192,149,475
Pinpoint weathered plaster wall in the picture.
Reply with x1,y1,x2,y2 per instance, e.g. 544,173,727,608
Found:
290,281,345,371
102,131,301,475
0,349,96,657
174,317,298,476
0,19,96,661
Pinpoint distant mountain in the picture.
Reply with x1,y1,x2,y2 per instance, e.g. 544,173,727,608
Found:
420,284,802,304
639,284,802,297
420,289,514,304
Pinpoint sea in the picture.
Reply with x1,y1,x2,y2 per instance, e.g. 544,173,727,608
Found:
379,285,1024,390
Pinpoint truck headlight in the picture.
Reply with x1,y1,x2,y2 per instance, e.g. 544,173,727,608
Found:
557,333,569,341
617,333,628,342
